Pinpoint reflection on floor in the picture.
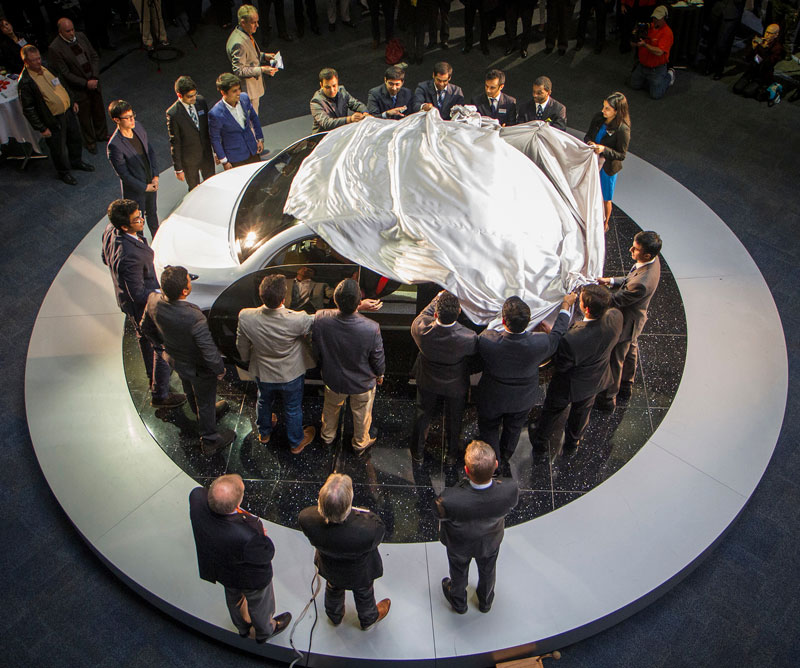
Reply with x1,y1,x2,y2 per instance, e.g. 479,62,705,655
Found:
123,207,686,543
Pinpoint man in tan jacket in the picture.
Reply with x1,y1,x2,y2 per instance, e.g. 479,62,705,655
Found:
226,4,278,115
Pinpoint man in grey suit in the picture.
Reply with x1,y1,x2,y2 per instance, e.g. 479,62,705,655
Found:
477,293,575,474
284,266,333,312
410,291,478,465
435,440,519,614
142,266,235,455
236,273,317,454
313,279,385,456
226,4,278,115
596,230,662,410
530,285,623,454
310,67,367,134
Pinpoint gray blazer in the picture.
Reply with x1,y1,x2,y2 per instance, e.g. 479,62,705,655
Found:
141,294,224,379
312,309,385,395
611,258,661,343
236,305,314,383
46,32,100,101
310,85,366,134
226,25,264,105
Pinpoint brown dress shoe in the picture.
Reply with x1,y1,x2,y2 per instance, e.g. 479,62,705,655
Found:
151,392,187,408
362,598,391,629
291,425,316,454
256,612,292,642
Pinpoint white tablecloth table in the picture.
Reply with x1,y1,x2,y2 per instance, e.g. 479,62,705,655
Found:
0,76,42,147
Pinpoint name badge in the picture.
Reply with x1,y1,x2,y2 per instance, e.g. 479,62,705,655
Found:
198,109,205,115
51,77,61,86
499,108,507,113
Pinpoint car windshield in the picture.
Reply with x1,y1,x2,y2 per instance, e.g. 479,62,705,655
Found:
233,134,326,263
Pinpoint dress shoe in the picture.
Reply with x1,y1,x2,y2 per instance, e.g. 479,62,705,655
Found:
342,20,357,28
151,392,187,408
712,72,723,80
372,39,379,49
215,399,230,419
258,413,279,443
327,612,342,625
354,436,377,457
520,47,528,58
478,591,494,613
594,42,604,54
238,625,251,638
291,426,316,454
558,46,566,56
279,32,294,41
297,26,305,38
440,40,449,49
461,44,471,53
594,397,616,412
59,172,78,185
480,43,489,55
415,55,423,64
201,428,236,455
311,25,321,35
73,161,95,172
575,39,584,51
617,382,633,402
86,144,98,154
562,440,580,457
328,22,335,31
504,44,516,56
361,599,391,629
543,45,554,54
256,612,292,642
441,578,467,614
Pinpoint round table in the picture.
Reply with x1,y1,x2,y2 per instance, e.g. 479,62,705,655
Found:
0,75,42,147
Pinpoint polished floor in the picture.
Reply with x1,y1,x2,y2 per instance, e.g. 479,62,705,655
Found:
124,207,687,542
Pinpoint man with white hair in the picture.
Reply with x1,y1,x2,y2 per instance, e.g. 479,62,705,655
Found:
189,474,292,643
298,473,391,629
226,4,278,115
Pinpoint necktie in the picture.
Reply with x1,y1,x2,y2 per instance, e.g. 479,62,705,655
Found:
188,104,199,129
437,90,444,108
536,104,543,120
490,98,497,115
391,95,396,107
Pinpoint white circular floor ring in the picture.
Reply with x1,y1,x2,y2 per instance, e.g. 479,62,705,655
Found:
25,117,787,666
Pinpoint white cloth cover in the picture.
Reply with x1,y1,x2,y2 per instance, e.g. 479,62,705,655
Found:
284,109,604,325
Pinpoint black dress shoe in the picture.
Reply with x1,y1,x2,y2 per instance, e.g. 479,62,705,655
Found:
504,44,515,55
520,47,528,58
73,161,95,172
297,26,305,37
712,72,723,80
441,578,467,614
461,44,471,53
328,22,335,31
201,428,236,455
440,40,449,49
238,625,251,638
594,397,616,412
342,20,356,28
617,382,633,401
480,43,489,55
558,47,566,55
86,144,98,154
544,46,554,54
256,612,292,643
575,40,584,51
311,25,321,35
59,172,78,185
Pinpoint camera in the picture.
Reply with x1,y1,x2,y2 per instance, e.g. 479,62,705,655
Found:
633,22,649,41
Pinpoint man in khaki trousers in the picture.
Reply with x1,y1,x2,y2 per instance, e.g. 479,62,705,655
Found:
312,279,385,456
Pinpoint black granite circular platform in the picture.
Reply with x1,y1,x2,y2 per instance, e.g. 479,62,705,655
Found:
123,206,687,542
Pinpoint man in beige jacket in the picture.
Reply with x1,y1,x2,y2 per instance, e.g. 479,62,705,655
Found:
226,4,278,115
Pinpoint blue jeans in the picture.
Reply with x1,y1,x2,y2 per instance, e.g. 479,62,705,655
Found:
630,63,671,100
256,374,305,445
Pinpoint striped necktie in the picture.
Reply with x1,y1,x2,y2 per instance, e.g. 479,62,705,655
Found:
188,104,199,129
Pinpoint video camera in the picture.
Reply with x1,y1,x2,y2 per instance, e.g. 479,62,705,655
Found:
633,22,650,42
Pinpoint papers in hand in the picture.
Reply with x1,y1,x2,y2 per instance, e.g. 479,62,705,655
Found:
271,51,285,70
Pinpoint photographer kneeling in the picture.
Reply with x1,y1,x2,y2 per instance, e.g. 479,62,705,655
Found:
629,6,675,100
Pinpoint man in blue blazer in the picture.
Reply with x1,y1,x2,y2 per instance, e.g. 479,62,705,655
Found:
412,61,464,119
107,99,160,236
208,72,264,170
367,65,414,119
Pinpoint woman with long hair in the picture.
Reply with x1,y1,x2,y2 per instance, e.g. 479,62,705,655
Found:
584,92,631,232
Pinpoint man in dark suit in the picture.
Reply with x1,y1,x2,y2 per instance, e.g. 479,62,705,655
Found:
166,75,215,192
313,279,385,456
410,291,478,464
472,68,517,126
530,285,623,454
596,230,662,410
284,266,333,312
435,440,519,614
412,61,465,119
47,18,108,154
101,199,184,410
18,45,94,185
298,473,391,629
141,266,236,455
504,0,536,58
477,293,575,472
189,474,291,643
516,75,567,130
367,65,414,119
208,72,264,170
107,99,160,236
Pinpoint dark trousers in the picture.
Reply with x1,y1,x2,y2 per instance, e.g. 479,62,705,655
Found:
618,2,650,51
577,0,607,45
428,0,451,42
368,0,396,42
184,156,216,191
505,0,535,47
179,371,220,442
446,548,499,611
601,335,638,401
463,0,490,48
131,313,171,399
478,406,530,464
44,109,83,176
224,582,276,641
75,87,109,149
410,3,433,58
294,0,320,33
411,388,466,459
545,0,572,49
138,190,159,237
325,581,379,627
531,389,596,450
230,153,262,168
259,0,288,33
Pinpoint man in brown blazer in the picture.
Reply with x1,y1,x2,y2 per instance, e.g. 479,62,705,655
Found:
226,4,278,115
596,230,662,410
47,17,107,153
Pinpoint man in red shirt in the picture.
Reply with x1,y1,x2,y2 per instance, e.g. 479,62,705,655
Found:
629,5,675,100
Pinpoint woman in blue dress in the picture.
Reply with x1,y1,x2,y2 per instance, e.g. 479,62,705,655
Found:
584,92,631,231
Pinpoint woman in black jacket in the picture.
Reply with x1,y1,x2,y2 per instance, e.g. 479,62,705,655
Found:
584,91,631,232
0,18,35,74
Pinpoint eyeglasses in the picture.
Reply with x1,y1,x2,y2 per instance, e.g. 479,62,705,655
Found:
118,112,136,120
